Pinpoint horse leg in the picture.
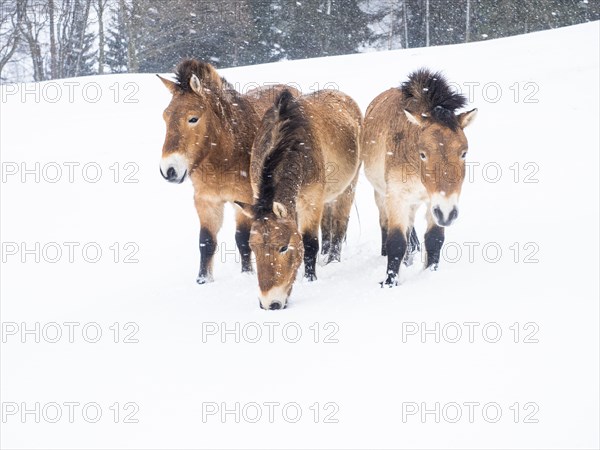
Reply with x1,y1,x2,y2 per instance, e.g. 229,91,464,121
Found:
374,190,388,256
298,200,324,282
424,208,445,271
403,205,421,267
320,204,332,256
195,198,224,284
235,208,253,274
324,174,358,264
382,189,410,287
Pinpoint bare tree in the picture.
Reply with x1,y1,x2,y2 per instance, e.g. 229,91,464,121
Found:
125,0,139,72
93,0,108,74
17,0,47,81
403,0,409,48
48,0,58,77
50,0,96,78
0,0,21,78
425,0,430,46
465,0,470,42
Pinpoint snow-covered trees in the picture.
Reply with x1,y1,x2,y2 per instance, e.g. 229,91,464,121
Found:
1,0,598,82
5,0,97,81
105,0,132,73
0,0,21,79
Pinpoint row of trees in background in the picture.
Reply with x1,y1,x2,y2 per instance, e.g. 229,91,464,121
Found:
1,0,598,82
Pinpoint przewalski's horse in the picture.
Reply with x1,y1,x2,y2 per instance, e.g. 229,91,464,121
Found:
237,89,362,310
361,69,477,287
158,59,299,283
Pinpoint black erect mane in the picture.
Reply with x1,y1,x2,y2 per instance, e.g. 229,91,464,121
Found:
401,68,467,131
174,58,233,93
254,90,307,218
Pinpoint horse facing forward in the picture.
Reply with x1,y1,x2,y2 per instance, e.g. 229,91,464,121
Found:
158,59,299,284
237,89,362,310
361,69,477,287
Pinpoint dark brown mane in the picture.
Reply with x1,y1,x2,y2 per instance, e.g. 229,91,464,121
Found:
401,68,467,131
174,58,232,93
254,90,310,218
174,58,254,128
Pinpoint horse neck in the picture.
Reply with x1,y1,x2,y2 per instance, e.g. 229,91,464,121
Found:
203,93,254,164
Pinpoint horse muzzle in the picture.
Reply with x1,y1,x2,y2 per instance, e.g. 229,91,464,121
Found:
432,205,458,227
430,193,459,227
258,286,290,311
160,153,189,184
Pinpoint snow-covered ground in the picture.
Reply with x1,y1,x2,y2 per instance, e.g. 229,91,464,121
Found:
1,22,598,449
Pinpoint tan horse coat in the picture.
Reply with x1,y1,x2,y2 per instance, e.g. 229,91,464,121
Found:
159,59,299,283
361,69,477,286
238,89,362,309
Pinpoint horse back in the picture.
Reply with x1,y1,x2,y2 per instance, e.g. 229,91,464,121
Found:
245,85,301,119
361,88,409,192
302,90,362,200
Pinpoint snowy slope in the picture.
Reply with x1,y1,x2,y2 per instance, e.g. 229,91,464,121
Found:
1,22,599,449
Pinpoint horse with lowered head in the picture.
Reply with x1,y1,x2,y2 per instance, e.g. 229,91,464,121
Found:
158,59,299,284
361,69,477,287
237,89,362,310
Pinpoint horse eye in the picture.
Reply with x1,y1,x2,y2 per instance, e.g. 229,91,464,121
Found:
188,117,199,124
419,152,427,160
461,151,467,159
279,245,288,253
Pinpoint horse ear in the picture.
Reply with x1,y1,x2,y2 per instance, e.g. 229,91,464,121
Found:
404,109,423,127
190,74,202,96
458,108,478,128
157,74,178,95
273,202,288,219
234,201,254,218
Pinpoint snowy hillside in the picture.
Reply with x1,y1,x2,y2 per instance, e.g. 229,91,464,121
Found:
1,22,599,449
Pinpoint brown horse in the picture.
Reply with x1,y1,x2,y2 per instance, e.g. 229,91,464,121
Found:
158,59,299,283
361,69,477,286
237,89,362,310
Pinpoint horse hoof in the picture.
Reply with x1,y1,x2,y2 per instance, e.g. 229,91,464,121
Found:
196,275,214,284
304,273,317,282
380,276,398,288
428,263,439,272
324,254,341,265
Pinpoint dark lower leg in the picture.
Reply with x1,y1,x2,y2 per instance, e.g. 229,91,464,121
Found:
403,227,421,266
235,224,252,273
325,182,356,263
198,228,217,283
383,228,407,286
424,225,444,270
320,205,332,256
303,233,319,281
326,214,350,263
381,226,388,256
